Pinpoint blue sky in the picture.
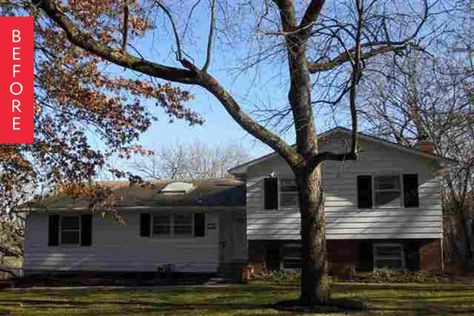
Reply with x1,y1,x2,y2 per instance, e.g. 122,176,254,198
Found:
93,2,355,176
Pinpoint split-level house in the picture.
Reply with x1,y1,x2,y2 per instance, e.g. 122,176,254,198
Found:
23,127,450,276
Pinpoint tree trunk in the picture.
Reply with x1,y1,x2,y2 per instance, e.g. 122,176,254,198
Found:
296,165,329,304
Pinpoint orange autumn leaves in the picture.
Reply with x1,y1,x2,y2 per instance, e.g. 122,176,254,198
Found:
0,0,199,213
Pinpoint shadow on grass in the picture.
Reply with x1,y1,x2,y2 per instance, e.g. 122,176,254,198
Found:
0,299,274,312
273,298,367,314
2,296,474,315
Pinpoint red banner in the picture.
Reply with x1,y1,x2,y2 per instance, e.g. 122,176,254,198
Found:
0,16,34,144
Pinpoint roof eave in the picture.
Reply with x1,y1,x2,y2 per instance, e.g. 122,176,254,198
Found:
227,126,456,174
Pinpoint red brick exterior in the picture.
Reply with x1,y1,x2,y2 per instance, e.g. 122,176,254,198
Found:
327,240,358,275
419,239,443,271
247,238,443,274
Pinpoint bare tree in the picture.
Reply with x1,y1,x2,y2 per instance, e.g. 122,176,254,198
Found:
358,50,474,262
129,142,250,180
28,0,457,304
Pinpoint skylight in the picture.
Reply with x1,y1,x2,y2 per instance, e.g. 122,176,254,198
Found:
159,182,194,195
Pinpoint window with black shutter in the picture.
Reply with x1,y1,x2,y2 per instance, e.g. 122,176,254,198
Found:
140,213,151,237
264,177,278,210
357,175,373,209
403,174,419,207
48,214,59,246
194,213,205,237
81,214,92,246
60,216,80,245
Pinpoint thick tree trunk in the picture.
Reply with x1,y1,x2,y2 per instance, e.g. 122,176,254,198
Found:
296,166,329,304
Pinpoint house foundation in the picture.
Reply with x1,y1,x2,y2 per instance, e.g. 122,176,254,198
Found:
248,238,443,274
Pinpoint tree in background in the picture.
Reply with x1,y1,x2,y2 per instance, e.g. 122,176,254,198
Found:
358,49,473,264
129,142,250,180
1,0,462,304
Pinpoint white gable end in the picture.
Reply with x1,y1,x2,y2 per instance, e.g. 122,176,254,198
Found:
245,131,443,240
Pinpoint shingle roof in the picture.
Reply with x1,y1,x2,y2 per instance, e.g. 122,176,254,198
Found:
32,178,245,210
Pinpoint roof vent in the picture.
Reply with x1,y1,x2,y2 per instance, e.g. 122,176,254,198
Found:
159,182,194,195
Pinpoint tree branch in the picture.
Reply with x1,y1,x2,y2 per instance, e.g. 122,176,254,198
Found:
299,0,325,38
197,72,299,164
155,0,184,61
33,0,198,84
308,0,429,74
308,0,364,169
121,0,129,52
202,0,216,72
308,43,412,73
34,0,299,166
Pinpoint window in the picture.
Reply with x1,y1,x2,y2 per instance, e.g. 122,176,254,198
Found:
174,214,193,236
153,214,172,236
357,174,420,208
60,216,80,245
49,214,92,247
151,213,196,237
282,244,302,271
279,179,299,208
373,243,405,271
374,175,401,206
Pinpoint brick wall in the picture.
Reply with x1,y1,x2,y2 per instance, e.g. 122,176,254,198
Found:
247,238,443,274
327,240,358,275
419,239,443,271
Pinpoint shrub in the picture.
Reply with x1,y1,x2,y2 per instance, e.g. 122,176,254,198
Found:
350,270,441,283
250,270,300,284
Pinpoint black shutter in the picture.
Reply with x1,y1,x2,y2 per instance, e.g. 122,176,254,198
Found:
48,214,59,246
404,241,420,271
403,174,419,207
140,213,151,237
357,175,372,209
264,177,278,210
194,213,205,237
356,241,374,271
81,214,93,246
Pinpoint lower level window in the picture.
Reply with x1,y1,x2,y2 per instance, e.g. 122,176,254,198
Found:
60,216,80,245
282,244,302,271
373,243,405,271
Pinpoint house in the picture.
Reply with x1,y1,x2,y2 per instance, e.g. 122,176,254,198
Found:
24,179,247,276
229,127,449,273
23,127,450,276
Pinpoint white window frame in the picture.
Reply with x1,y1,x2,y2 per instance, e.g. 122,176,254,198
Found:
173,213,194,237
59,215,81,246
282,244,302,272
152,213,173,237
373,243,405,271
371,173,404,208
151,213,194,238
278,178,299,210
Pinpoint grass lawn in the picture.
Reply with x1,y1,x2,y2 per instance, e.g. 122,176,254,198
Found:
0,281,473,315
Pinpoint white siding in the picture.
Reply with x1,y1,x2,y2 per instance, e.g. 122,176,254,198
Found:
246,133,443,240
246,157,301,240
23,210,219,274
